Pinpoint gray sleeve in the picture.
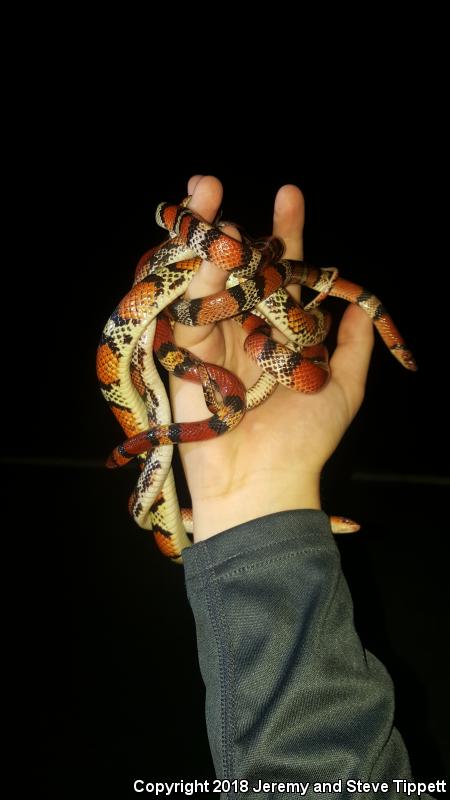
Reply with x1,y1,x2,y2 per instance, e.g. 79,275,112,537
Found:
182,510,432,800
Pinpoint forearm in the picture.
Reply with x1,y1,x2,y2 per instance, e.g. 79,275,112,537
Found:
183,510,429,799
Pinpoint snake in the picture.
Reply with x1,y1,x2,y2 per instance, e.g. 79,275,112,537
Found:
97,198,417,562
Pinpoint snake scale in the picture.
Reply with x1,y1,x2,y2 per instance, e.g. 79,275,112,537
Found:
96,197,417,563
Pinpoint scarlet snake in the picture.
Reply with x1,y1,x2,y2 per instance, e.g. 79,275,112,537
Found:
96,197,417,562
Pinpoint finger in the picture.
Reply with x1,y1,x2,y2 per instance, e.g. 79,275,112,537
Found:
271,184,305,343
187,174,204,195
179,174,225,307
186,174,223,230
174,175,240,348
272,184,305,261
273,183,304,302
330,304,375,416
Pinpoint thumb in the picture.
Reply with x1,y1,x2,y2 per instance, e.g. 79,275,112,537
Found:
330,304,375,417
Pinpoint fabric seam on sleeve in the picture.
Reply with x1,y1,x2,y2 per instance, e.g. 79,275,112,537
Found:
204,530,335,567
201,545,339,581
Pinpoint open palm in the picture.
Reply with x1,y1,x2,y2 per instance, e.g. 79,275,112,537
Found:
169,176,374,540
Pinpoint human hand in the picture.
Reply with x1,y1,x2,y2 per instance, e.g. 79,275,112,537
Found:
169,175,374,541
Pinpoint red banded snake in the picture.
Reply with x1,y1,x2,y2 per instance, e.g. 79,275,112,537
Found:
96,198,417,563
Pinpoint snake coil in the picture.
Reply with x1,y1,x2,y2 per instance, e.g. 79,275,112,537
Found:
96,197,417,562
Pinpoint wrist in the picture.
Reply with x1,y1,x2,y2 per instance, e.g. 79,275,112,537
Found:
191,472,321,542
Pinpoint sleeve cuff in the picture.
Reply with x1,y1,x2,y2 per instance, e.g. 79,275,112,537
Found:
182,509,337,582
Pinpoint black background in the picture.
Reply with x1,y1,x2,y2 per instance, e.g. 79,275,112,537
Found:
8,91,449,797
